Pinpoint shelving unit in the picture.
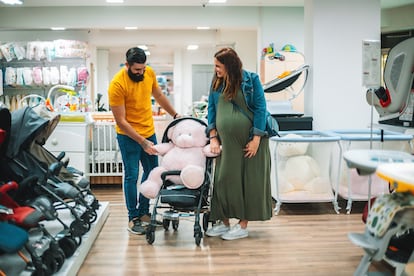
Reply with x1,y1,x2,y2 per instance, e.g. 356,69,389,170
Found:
1,40,90,112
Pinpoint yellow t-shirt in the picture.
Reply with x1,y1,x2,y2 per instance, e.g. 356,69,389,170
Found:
108,66,159,138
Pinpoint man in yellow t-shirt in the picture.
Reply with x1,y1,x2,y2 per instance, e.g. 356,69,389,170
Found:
108,47,179,235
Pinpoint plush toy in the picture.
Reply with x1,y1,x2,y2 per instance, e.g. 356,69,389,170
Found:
276,134,331,194
140,118,218,199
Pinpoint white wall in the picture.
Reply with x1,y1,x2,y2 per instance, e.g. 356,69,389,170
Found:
96,49,110,111
1,3,409,130
304,0,381,130
259,7,305,53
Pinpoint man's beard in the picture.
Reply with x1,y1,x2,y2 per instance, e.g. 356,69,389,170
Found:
128,68,144,82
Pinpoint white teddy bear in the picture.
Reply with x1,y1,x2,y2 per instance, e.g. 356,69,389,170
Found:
276,133,331,194
140,118,218,199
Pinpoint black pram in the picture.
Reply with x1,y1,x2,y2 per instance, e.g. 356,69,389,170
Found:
145,117,214,246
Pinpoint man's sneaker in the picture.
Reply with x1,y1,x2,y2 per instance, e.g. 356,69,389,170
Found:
127,218,146,235
140,214,162,226
205,222,230,237
221,224,248,240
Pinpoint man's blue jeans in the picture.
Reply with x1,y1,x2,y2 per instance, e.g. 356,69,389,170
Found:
117,133,158,222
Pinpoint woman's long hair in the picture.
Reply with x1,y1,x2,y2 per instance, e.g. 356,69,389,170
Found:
212,47,243,101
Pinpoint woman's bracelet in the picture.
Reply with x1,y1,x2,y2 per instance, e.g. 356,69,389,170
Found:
173,113,178,119
209,135,217,140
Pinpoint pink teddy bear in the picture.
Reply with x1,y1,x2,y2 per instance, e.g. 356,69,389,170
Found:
140,118,218,199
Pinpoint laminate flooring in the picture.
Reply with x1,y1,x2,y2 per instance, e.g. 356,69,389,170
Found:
77,185,395,276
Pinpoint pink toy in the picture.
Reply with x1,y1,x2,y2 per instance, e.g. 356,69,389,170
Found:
140,118,219,199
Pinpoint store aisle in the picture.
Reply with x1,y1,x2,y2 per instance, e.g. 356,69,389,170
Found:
77,185,394,275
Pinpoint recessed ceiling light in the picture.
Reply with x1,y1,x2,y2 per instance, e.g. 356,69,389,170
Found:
124,26,138,30
208,0,227,3
51,27,66,31
187,45,199,50
145,50,151,56
197,26,210,30
138,45,148,50
0,0,23,5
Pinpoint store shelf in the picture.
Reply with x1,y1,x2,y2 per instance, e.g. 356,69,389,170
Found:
39,201,109,276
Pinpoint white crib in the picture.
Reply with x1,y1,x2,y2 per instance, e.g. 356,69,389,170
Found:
89,118,123,185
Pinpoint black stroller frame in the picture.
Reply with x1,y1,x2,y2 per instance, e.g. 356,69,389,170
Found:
0,106,86,275
0,107,98,256
1,106,98,219
145,117,214,246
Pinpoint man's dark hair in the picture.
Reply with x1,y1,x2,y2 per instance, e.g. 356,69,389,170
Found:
126,47,147,65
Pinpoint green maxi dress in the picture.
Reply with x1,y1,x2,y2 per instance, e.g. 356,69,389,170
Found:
210,90,272,222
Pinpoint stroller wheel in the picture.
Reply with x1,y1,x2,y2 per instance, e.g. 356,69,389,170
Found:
82,209,97,224
54,247,66,272
202,212,210,232
32,263,49,276
172,220,179,231
42,249,58,274
70,219,90,237
146,229,155,244
195,231,202,246
162,219,170,230
59,236,78,258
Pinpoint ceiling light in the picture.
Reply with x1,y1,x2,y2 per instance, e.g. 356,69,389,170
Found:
138,45,148,50
197,26,210,30
208,0,227,3
145,51,151,56
51,27,66,31
0,0,23,5
106,0,124,3
187,45,199,50
124,26,138,30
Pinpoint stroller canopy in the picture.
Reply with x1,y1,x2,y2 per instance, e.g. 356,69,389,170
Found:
6,107,49,158
161,117,207,143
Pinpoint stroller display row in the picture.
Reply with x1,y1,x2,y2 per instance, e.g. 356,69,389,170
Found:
0,105,101,276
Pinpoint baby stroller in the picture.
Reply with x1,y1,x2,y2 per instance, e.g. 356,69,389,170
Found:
0,106,97,244
145,117,214,246
0,106,99,219
0,107,71,275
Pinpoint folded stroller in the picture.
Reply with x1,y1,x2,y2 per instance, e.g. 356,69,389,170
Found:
145,117,214,246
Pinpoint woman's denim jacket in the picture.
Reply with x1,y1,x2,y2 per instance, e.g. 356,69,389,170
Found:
207,70,267,137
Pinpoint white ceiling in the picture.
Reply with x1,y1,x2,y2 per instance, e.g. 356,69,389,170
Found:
2,0,414,8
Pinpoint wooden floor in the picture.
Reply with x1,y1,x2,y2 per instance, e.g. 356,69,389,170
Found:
77,185,395,276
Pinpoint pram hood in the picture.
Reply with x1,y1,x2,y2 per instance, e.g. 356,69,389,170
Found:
161,117,207,143
6,107,50,158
